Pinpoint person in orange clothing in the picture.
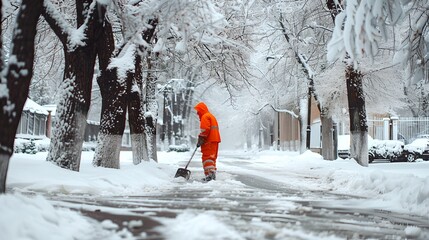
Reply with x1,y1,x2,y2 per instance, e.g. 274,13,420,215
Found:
194,102,221,182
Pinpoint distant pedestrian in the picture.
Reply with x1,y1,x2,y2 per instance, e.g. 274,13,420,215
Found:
194,102,221,182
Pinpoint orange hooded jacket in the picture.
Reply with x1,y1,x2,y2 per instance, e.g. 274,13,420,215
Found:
194,102,221,143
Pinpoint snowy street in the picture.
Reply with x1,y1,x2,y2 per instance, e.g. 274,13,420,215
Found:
50,171,429,240
4,150,429,240
4,1,429,240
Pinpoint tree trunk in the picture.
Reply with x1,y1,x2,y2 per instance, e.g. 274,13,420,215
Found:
321,113,335,160
346,65,368,166
298,98,308,153
128,54,149,164
246,128,252,150
47,51,92,170
92,16,127,169
45,1,100,171
92,10,126,168
0,0,42,193
145,66,158,162
182,81,194,127
0,0,3,72
327,0,368,166
93,67,129,169
166,97,173,145
128,18,158,161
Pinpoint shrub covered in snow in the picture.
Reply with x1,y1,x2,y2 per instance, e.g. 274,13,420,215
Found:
14,138,97,153
15,138,51,153
26,140,37,154
15,139,38,154
368,139,404,162
34,139,51,152
168,144,190,152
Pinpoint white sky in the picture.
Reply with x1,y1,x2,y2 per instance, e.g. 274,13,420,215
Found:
1,149,428,239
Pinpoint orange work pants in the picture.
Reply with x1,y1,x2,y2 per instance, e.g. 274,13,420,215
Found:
201,142,219,176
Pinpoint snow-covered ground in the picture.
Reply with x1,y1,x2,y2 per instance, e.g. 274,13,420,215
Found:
1,149,429,239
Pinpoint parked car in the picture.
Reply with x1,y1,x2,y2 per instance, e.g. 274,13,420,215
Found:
399,138,429,162
337,135,407,163
368,139,404,163
337,135,351,159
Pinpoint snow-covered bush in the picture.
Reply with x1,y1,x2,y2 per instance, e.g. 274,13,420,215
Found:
368,140,404,162
15,138,51,153
34,138,51,152
14,139,27,153
168,144,190,152
14,138,97,153
14,139,38,154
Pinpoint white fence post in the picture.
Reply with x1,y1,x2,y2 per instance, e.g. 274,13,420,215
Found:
383,118,390,140
391,117,399,140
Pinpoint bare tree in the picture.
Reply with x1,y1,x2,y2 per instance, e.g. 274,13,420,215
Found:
93,0,159,168
30,15,64,105
0,0,43,193
249,1,337,157
44,0,106,171
327,0,369,166
143,0,253,149
327,0,429,165
276,9,339,158
396,2,429,116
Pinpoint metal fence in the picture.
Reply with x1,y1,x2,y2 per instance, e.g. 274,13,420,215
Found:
367,118,385,140
397,117,429,143
344,117,429,143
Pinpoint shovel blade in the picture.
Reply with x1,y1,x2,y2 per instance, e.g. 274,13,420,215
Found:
175,168,191,180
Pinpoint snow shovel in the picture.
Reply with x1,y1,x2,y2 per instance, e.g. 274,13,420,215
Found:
174,146,198,180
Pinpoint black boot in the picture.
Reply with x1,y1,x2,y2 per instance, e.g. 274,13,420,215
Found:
209,172,216,180
202,172,216,182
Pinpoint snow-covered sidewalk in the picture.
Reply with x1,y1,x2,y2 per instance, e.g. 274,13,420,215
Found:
1,150,428,239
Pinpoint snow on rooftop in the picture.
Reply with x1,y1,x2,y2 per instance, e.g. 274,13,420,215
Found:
23,98,49,115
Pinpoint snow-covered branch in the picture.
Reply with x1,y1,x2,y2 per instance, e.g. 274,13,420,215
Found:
250,103,298,118
327,0,412,66
42,0,76,45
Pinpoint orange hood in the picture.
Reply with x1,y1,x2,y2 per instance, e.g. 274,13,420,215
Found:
194,102,209,119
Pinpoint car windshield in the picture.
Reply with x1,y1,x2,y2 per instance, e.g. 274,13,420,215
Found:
409,138,429,147
404,138,429,154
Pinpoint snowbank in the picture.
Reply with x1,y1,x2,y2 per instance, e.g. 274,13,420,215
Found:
247,150,429,217
2,149,428,239
157,211,244,240
8,152,176,195
0,193,118,240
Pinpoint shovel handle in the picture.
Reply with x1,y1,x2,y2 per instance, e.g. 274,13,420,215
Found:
184,146,198,169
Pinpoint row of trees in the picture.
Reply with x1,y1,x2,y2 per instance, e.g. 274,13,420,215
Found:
1,0,427,193
240,0,427,167
0,0,252,193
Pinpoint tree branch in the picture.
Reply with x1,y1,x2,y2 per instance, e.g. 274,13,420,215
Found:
250,103,298,118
